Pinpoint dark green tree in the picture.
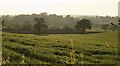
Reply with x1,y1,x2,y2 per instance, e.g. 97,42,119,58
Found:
34,18,48,34
75,19,92,33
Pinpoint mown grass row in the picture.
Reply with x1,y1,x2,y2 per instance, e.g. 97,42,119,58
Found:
2,47,49,64
2,41,65,64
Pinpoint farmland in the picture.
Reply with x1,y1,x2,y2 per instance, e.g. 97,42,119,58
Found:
2,31,119,64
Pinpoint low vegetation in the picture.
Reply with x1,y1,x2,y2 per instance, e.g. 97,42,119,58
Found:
2,31,119,64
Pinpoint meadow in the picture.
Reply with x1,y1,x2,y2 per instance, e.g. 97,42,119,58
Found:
2,31,119,64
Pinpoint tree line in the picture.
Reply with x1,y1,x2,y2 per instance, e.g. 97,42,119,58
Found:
2,17,93,34
35,18,93,34
101,23,118,31
1,13,119,34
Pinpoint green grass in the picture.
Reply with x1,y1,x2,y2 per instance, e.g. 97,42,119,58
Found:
2,31,119,64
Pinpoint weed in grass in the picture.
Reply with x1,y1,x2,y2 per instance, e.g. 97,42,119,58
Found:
62,36,78,65
69,37,76,64
2,57,10,64
80,53,84,64
106,45,110,48
19,54,25,64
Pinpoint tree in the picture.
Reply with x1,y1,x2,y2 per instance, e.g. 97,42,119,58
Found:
34,18,48,34
101,23,118,31
101,24,110,31
110,23,118,31
75,19,92,33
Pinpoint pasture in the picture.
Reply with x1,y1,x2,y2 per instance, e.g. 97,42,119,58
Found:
2,31,119,64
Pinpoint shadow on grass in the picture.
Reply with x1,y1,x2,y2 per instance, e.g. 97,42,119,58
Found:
85,31,103,34
3,31,104,35
34,33,49,36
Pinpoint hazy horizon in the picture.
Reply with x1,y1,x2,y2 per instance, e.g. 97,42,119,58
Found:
0,0,119,16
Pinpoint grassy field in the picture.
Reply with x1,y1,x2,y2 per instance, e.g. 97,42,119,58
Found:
2,31,119,64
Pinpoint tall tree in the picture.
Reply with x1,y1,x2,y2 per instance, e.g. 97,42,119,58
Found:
34,18,48,34
75,19,92,33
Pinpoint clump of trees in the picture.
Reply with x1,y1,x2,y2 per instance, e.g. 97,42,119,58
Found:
101,22,118,31
1,13,79,33
75,19,92,33
1,13,118,34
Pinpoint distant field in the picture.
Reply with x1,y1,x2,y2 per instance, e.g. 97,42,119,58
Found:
2,31,119,64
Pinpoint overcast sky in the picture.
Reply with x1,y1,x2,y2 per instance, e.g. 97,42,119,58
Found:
0,0,119,16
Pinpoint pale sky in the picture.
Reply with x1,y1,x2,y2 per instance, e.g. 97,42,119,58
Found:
0,0,119,16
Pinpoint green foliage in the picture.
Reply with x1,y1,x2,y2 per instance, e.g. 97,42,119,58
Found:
34,18,48,34
101,24,110,31
110,23,118,31
101,23,118,31
2,31,119,64
75,19,92,33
